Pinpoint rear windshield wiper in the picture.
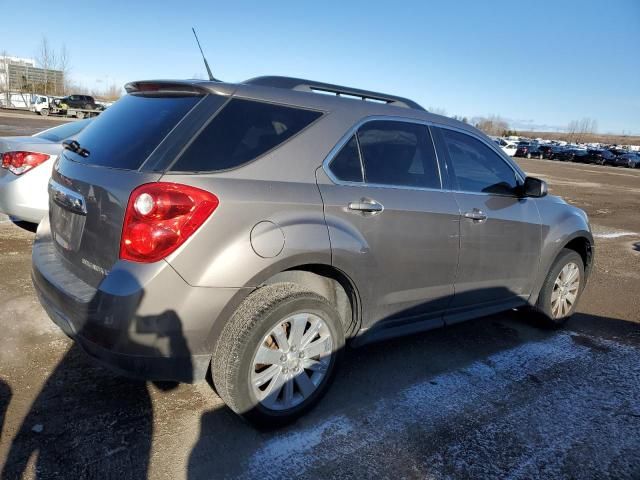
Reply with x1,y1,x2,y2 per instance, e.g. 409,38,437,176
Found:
62,140,90,158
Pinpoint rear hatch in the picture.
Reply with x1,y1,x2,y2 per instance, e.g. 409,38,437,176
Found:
48,85,225,287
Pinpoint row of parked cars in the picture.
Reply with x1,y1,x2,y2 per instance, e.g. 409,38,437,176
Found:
0,78,594,426
494,138,640,168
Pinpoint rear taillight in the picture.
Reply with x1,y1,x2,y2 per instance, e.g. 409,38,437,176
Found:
120,182,219,263
1,151,50,175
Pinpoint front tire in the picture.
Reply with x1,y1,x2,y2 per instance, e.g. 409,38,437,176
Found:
212,283,344,426
534,249,585,326
526,152,532,159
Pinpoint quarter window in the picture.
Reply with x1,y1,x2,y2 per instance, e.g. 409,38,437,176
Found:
172,99,322,172
357,121,440,189
329,135,363,182
438,128,519,195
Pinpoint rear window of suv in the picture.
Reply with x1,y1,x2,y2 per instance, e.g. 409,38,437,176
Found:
170,99,323,172
65,94,201,169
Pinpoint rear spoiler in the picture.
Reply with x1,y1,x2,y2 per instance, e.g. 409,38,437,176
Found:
124,81,210,97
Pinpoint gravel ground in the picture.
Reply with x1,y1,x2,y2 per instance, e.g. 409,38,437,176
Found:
0,113,638,479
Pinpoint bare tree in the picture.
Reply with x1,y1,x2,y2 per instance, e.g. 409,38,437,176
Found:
103,82,121,101
475,114,510,136
0,50,8,106
88,82,122,101
567,118,597,143
57,44,71,95
36,36,57,95
429,106,447,116
566,120,579,142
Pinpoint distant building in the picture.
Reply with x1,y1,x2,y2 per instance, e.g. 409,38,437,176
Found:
0,55,64,101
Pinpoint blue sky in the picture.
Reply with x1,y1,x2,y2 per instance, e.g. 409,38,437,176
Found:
2,0,639,134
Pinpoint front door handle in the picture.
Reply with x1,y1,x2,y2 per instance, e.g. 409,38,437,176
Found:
348,199,384,213
463,209,488,222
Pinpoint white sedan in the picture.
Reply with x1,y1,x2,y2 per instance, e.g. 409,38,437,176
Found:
494,138,518,157
0,119,91,223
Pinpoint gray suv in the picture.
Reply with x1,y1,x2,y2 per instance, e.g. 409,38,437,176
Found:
32,76,593,425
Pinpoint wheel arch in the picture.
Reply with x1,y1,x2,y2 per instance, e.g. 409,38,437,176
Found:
529,231,594,306
205,263,361,356
563,235,594,275
262,265,361,338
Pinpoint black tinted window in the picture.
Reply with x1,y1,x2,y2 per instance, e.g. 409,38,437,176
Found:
66,94,200,169
329,135,363,182
438,128,518,195
357,121,440,189
172,99,322,172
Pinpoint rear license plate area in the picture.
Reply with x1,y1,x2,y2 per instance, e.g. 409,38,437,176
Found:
51,202,86,251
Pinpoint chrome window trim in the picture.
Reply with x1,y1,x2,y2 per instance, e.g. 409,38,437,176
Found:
322,115,444,192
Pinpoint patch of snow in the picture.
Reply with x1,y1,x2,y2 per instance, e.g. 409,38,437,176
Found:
594,232,637,239
247,415,353,475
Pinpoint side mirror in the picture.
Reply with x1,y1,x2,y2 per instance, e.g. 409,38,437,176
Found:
523,176,548,198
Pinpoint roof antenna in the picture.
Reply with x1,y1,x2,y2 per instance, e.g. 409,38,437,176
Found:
192,27,219,81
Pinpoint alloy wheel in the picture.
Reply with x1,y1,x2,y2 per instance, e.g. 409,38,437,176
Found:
551,262,580,319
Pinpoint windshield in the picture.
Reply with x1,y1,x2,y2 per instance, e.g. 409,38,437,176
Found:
34,119,92,142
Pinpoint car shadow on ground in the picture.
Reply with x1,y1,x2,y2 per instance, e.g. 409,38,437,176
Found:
9,221,38,234
1,272,189,480
0,345,154,480
0,380,11,444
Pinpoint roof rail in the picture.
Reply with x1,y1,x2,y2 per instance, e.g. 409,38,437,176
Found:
244,76,426,111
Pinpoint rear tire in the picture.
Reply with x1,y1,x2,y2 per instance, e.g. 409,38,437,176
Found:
526,153,532,159
212,283,344,427
538,153,543,159
534,249,585,327
75,111,85,119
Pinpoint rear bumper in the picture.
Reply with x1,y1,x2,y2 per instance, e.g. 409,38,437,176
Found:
32,218,249,382
33,281,205,382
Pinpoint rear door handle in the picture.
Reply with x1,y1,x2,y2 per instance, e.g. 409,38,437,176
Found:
348,199,384,213
463,209,488,222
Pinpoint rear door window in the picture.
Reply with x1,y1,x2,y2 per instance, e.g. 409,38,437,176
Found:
65,94,201,169
357,120,441,189
171,99,323,172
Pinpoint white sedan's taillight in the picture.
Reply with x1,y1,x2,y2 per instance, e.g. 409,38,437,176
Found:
1,151,50,175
